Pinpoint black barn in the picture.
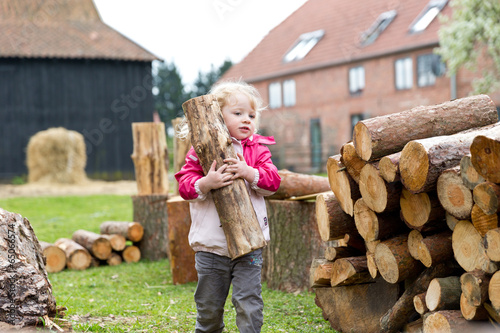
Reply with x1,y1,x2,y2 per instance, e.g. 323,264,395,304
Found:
0,0,160,180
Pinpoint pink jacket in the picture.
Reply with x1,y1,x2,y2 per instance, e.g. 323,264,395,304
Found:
175,134,281,257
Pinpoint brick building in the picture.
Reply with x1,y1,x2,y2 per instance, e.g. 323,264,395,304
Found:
222,0,500,173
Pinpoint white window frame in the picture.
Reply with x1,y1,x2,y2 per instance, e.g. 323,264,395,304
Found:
409,0,448,34
395,57,413,90
269,82,282,109
283,29,324,63
360,10,397,46
349,66,365,95
283,79,296,107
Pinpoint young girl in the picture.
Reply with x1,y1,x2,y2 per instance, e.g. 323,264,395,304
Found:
175,80,281,333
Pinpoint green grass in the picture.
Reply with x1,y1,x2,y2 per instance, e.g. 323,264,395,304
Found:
0,195,335,332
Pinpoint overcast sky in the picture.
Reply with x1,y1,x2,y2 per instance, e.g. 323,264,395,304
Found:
92,0,308,87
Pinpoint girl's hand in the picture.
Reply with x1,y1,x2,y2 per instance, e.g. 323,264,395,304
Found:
224,153,255,183
198,160,233,193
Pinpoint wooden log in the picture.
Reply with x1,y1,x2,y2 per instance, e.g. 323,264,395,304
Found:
425,276,462,311
445,212,460,231
315,192,358,242
437,167,473,220
471,204,498,237
72,229,112,260
375,234,424,284
414,292,429,315
408,230,453,268
324,246,362,261
359,163,402,213
379,152,401,183
485,228,500,262
470,133,500,183
122,245,141,263
268,169,330,200
39,241,66,273
331,256,371,287
423,310,474,332
99,234,126,252
400,122,500,194
400,188,446,229
105,252,123,266
182,95,266,259
326,154,361,216
0,209,57,326
310,258,334,288
452,220,497,273
130,122,169,195
484,302,500,324
474,182,500,216
366,251,379,278
172,117,191,195
403,318,423,333
100,221,144,242
460,155,485,190
460,293,489,321
132,194,169,261
353,95,498,161
166,196,197,285
460,270,491,307
340,141,367,183
54,238,91,270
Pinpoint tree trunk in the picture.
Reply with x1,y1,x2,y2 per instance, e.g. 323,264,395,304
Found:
353,94,497,161
166,196,197,285
460,293,488,321
379,152,401,183
100,221,144,242
39,241,66,273
485,228,500,262
423,310,474,333
72,229,112,260
0,209,57,327
172,117,192,196
470,133,500,183
473,182,500,215
182,95,266,259
331,256,371,287
54,238,91,270
471,204,498,237
436,167,473,220
399,122,500,194
414,292,429,315
130,122,169,195
122,245,141,263
460,270,491,307
425,276,462,311
326,155,361,216
310,259,334,288
340,141,367,183
268,170,330,200
359,163,402,213
315,192,358,242
354,198,406,242
99,234,126,252
400,189,446,229
460,155,485,190
132,194,169,261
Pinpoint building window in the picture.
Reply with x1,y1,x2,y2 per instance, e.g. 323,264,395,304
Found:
360,10,397,46
349,66,365,95
409,0,448,34
269,82,282,109
417,54,445,87
351,113,367,136
283,29,325,63
283,79,296,107
395,57,413,90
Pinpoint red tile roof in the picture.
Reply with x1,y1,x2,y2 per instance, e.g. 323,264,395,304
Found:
0,0,159,61
223,0,451,82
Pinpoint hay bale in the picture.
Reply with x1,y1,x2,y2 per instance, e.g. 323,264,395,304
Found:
26,127,88,184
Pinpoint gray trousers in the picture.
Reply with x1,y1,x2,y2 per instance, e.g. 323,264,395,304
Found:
194,249,264,333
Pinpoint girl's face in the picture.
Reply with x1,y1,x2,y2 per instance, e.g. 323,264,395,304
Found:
221,93,257,140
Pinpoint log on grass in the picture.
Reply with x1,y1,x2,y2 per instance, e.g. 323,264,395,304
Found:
437,167,473,220
39,241,66,273
54,238,91,270
359,163,402,213
331,256,371,286
379,152,401,183
0,209,57,326
470,133,500,183
473,182,500,215
182,95,266,259
100,221,144,242
353,94,497,161
122,245,141,263
315,192,358,242
99,234,126,252
340,141,367,183
310,258,334,288
72,229,112,260
425,276,462,312
268,170,330,200
326,154,361,216
460,270,491,307
400,188,446,230
460,155,485,190
471,204,498,237
105,252,123,266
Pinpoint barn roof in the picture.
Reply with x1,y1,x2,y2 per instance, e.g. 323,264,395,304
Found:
0,0,159,61
223,0,450,82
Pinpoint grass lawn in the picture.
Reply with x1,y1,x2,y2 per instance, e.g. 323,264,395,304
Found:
0,195,336,332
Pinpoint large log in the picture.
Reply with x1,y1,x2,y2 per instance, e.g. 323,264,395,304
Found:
315,192,358,242
39,241,66,273
182,95,266,259
72,229,112,260
471,204,498,237
100,221,144,242
121,245,141,263
359,164,402,213
54,238,91,270
130,122,169,195
436,167,473,220
470,133,500,183
400,189,446,229
473,182,500,215
425,276,462,312
330,256,372,287
460,155,485,190
379,152,401,183
0,209,57,326
353,95,497,161
340,141,367,183
268,170,330,200
326,155,361,216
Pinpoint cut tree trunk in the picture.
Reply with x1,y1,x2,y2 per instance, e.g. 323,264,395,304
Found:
340,141,367,183
331,256,371,287
310,259,334,288
460,293,488,321
131,122,169,195
72,229,112,260
132,194,169,261
414,292,429,315
39,241,66,273
400,189,446,229
408,230,453,268
182,95,266,259
437,167,473,220
172,117,192,195
54,238,91,270
99,234,126,252
100,221,144,242
423,310,474,333
268,170,330,200
471,204,498,237
425,276,462,312
359,163,402,213
460,155,485,190
122,245,141,263
473,182,500,215
485,228,500,262
353,94,497,161
379,152,401,183
105,252,122,266
315,192,358,242
0,209,57,326
460,270,491,307
400,122,500,194
470,133,500,183
326,155,361,216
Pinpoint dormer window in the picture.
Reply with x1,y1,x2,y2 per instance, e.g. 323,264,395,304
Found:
409,0,447,34
283,29,324,63
360,10,397,46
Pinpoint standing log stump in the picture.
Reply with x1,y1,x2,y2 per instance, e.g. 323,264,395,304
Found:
0,208,57,326
182,95,266,259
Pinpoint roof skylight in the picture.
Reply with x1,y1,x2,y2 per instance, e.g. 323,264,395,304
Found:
409,0,448,34
360,10,397,46
283,29,325,63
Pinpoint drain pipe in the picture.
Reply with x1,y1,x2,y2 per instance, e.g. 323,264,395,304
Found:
450,73,457,100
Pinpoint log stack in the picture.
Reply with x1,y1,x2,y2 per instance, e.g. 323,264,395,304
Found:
312,94,500,332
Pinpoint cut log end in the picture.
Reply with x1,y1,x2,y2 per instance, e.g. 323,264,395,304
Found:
470,135,500,183
379,154,400,183
42,245,66,273
374,243,399,284
400,188,431,228
437,169,473,220
353,122,372,161
359,164,388,213
400,141,429,193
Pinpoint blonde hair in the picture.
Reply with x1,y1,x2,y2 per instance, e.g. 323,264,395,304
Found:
176,79,266,139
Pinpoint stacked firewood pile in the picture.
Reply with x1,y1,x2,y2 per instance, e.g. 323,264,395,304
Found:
311,94,500,332
42,221,143,272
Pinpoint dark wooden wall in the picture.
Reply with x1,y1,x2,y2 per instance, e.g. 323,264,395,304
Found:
0,58,154,180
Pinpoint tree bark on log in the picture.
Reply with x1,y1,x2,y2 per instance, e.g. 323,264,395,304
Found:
100,221,144,242
132,194,169,261
359,164,402,213
54,238,91,270
39,241,66,273
423,310,474,333
268,170,330,200
354,198,406,242
353,94,497,161
425,276,462,312
99,234,126,252
315,192,358,242
485,228,500,262
470,133,500,183
379,152,401,183
460,293,488,321
182,95,266,259
0,209,57,326
473,182,500,215
340,141,367,183
131,122,169,195
400,189,446,229
411,230,453,268
436,167,473,220
400,122,500,194
72,229,112,260
310,259,333,288
122,245,141,263
460,155,485,190
471,204,498,237
460,270,491,307
326,155,361,216
172,117,192,196
331,256,371,287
